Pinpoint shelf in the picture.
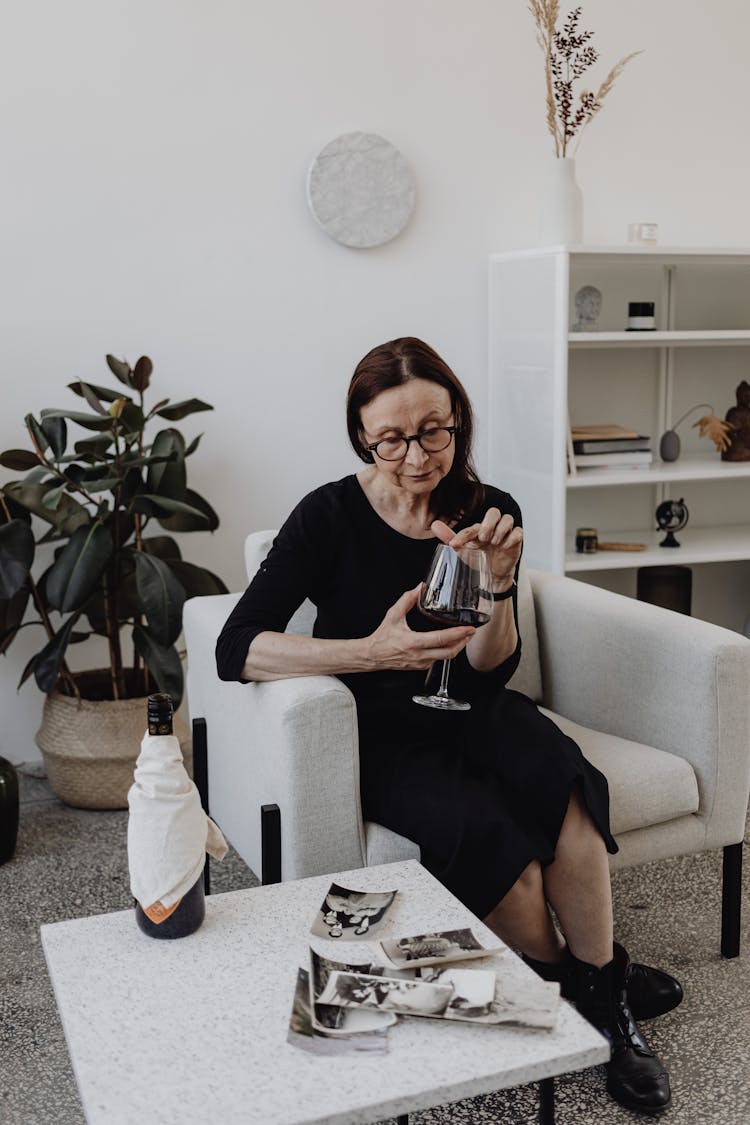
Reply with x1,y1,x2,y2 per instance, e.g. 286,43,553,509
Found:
491,245,750,264
565,526,750,571
567,456,750,489
568,330,750,348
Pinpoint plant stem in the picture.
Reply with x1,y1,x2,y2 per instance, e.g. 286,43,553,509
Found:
101,575,120,701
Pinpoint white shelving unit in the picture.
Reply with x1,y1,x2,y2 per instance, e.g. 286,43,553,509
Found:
488,246,750,607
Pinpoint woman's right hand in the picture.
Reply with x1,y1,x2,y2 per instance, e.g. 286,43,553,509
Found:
366,584,476,671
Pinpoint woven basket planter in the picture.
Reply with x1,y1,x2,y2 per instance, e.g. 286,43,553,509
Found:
35,673,190,810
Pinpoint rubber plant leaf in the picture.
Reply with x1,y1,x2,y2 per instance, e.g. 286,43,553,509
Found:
142,535,182,561
146,428,186,502
132,623,183,706
40,409,113,433
0,449,41,471
132,549,186,647
3,481,89,536
40,416,68,459
0,587,31,654
156,488,219,532
131,356,153,393
46,524,114,614
25,414,49,453
71,382,108,416
68,381,130,406
131,493,209,523
165,559,229,597
154,398,213,421
105,354,133,388
0,519,35,599
33,613,81,694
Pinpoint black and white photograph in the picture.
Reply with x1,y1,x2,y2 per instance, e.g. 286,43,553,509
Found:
309,949,395,1036
489,973,561,1030
286,968,389,1056
417,967,497,1021
375,927,501,969
316,970,453,1018
310,882,398,940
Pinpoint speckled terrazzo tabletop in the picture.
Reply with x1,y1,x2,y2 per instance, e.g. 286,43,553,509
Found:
40,859,607,1125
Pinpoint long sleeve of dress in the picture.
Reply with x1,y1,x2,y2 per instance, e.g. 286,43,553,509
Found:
215,487,333,682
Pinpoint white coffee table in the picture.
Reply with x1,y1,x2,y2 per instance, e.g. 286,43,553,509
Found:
41,859,608,1125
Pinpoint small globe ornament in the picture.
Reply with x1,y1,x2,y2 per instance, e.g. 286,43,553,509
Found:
656,497,689,548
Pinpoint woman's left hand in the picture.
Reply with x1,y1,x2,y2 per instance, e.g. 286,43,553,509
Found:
431,508,523,589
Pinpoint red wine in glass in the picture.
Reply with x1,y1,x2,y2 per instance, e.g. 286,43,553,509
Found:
412,543,493,711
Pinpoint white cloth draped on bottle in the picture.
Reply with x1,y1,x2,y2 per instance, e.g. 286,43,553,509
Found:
127,732,228,910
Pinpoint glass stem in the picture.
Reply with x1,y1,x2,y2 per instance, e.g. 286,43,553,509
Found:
436,658,452,699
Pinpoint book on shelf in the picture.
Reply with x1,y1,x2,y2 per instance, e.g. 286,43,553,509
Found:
573,450,653,469
573,436,651,454
571,423,643,438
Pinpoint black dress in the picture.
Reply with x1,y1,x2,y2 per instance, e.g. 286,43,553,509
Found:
216,475,617,919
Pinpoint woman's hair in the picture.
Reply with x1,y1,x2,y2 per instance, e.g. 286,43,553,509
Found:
346,337,483,522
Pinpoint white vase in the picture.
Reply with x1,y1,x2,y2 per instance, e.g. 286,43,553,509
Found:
537,156,583,246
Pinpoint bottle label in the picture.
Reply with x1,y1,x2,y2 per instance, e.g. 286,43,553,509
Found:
142,897,183,924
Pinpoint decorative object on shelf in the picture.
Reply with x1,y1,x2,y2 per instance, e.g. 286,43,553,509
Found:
659,402,733,462
0,756,19,864
627,302,656,331
721,380,750,462
0,354,228,809
537,156,583,245
306,132,416,249
575,527,598,553
572,285,602,331
655,498,689,548
529,2,641,244
628,222,659,245
637,566,692,616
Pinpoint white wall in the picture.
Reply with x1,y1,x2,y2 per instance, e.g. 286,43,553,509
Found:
2,0,750,763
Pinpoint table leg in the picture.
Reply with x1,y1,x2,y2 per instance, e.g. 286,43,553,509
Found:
539,1076,555,1124
261,803,282,885
192,717,211,896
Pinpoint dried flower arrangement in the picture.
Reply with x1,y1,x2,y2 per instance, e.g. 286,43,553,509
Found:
693,413,735,454
529,2,641,156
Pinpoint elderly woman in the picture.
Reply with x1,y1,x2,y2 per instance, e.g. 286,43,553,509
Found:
216,337,680,1116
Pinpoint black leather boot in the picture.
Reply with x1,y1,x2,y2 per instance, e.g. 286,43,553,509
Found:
572,946,671,1115
524,943,683,1022
616,942,684,1021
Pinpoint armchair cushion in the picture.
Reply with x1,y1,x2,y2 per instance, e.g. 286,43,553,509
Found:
540,707,699,836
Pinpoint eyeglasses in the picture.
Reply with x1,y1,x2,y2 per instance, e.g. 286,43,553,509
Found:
366,425,458,462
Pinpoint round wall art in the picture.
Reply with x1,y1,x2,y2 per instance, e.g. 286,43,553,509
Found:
306,131,416,249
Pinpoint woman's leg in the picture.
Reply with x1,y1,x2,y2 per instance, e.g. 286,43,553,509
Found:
541,784,614,967
483,859,565,961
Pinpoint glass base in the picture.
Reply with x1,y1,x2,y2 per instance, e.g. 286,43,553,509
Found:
412,693,471,712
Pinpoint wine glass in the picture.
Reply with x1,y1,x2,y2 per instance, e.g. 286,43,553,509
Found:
412,543,494,711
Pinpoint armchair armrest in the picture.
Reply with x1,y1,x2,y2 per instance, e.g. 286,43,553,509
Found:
183,594,366,881
528,571,750,845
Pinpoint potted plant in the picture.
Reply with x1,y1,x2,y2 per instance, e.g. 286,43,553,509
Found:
0,354,227,808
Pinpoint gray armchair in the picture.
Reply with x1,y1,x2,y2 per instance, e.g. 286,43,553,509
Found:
183,532,750,956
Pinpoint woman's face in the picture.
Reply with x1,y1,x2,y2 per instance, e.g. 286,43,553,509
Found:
359,379,455,497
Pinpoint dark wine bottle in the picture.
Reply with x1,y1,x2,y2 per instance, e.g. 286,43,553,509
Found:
134,693,206,940
0,756,19,865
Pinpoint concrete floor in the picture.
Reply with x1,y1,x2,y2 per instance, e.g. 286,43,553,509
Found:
1,765,749,1125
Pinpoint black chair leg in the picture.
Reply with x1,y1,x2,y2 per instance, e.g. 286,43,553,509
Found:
261,803,282,885
721,842,743,958
539,1076,555,1124
192,717,211,896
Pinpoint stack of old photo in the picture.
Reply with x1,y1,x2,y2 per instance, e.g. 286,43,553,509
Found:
571,424,653,471
287,883,560,1055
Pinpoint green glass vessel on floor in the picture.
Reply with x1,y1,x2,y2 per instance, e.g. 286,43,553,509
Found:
0,756,19,864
